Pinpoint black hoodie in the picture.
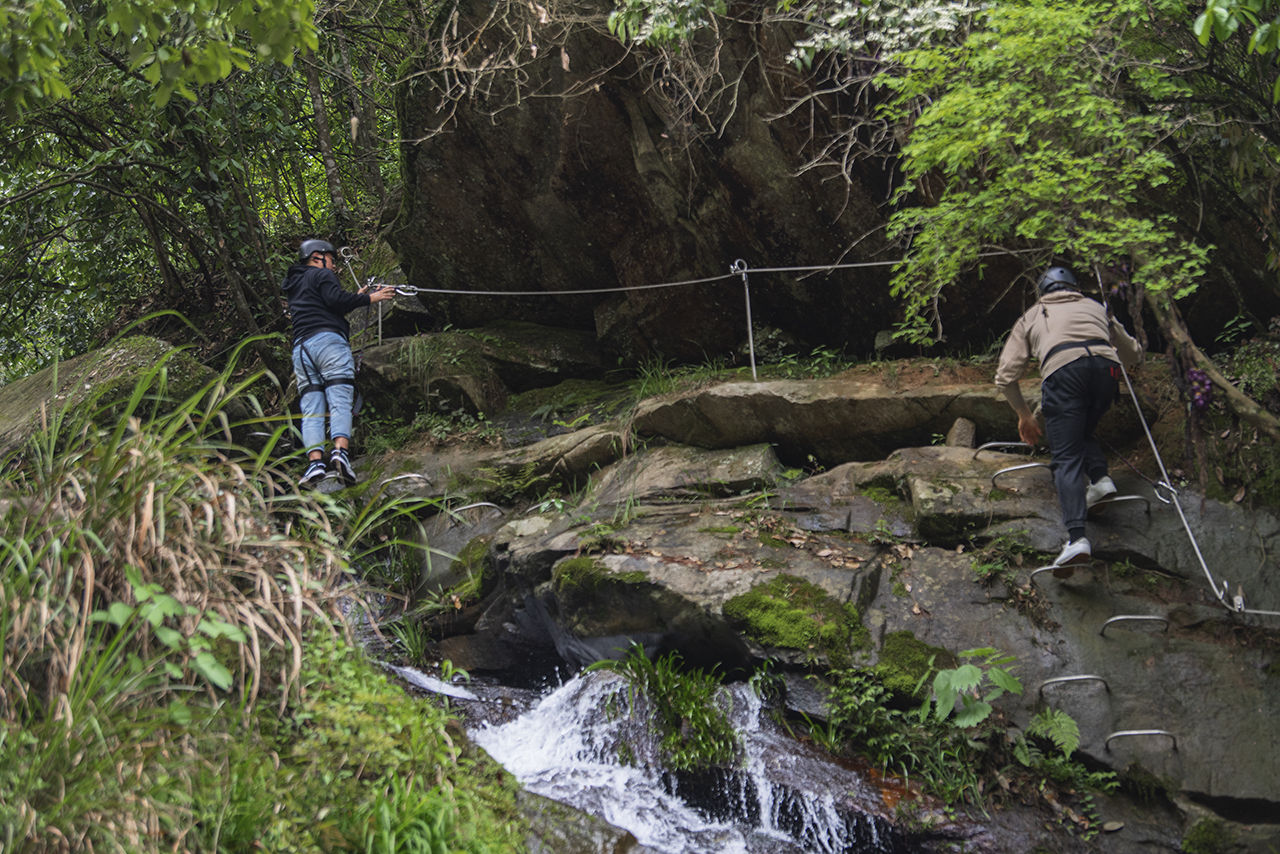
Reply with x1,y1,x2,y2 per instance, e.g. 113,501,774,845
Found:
280,263,371,346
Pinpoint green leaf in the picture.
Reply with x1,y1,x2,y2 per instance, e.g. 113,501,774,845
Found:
103,601,135,626
192,651,233,691
154,625,183,649
952,697,992,728
987,667,1022,695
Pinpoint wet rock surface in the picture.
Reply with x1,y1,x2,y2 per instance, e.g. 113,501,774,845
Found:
368,369,1280,852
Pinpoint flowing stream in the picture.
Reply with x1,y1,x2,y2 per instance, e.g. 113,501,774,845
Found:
457,669,911,854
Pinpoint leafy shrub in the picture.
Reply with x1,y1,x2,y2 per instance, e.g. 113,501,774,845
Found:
589,643,739,772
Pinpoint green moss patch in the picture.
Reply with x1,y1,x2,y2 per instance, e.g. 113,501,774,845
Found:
722,574,868,666
874,631,955,698
1182,818,1232,854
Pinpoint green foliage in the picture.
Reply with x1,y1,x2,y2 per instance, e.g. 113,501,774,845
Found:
878,0,1211,343
1025,707,1081,758
0,0,318,115
769,345,852,379
607,0,726,45
1196,0,1280,100
823,657,1115,813
873,630,953,698
970,530,1037,584
924,647,1022,728
588,644,739,772
822,668,986,805
784,0,983,70
0,343,523,851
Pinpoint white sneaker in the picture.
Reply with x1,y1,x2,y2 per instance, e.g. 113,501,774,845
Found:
299,459,328,488
1086,476,1117,507
1053,537,1092,567
329,448,357,486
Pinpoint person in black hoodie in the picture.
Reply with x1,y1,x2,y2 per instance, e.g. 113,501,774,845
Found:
282,239,395,487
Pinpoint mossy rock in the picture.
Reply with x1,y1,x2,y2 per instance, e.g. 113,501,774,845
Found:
873,630,955,698
453,535,498,599
0,336,216,453
551,556,657,637
1182,818,1234,854
722,574,868,668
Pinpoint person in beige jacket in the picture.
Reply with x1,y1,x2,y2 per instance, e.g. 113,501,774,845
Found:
994,266,1143,566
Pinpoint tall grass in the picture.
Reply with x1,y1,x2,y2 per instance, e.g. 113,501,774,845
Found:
0,338,522,851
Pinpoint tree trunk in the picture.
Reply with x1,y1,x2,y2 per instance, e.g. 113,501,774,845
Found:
336,27,386,203
134,199,184,306
303,53,354,241
1149,294,1280,441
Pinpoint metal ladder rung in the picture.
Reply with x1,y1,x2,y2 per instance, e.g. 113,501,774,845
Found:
1037,674,1109,697
991,461,1051,486
974,441,1035,460
1030,561,1099,582
1100,614,1169,636
1089,493,1151,514
1105,729,1177,752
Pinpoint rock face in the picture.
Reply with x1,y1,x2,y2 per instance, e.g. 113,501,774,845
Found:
388,0,917,363
0,336,216,453
373,367,1280,851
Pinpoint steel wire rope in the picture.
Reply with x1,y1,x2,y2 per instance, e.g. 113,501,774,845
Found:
377,249,1033,297
1094,265,1280,619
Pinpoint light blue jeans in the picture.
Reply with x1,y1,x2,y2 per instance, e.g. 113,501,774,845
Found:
292,331,355,454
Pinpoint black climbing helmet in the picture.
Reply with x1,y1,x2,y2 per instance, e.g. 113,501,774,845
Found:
299,238,335,262
1037,266,1078,296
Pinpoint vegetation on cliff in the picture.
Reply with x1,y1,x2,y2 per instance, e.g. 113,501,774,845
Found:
0,362,523,850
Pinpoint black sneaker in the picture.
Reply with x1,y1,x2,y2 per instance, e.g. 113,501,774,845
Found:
299,459,328,488
330,448,356,485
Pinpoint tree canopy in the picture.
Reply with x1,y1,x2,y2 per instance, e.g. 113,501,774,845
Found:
3,0,1280,435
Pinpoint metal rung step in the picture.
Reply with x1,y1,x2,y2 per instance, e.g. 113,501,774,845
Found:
1037,675,1109,697
1105,729,1177,752
1030,560,1100,582
973,441,1035,460
1100,614,1169,636
991,461,1051,486
1089,493,1151,514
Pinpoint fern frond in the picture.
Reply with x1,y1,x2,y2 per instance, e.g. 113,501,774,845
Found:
1028,707,1080,757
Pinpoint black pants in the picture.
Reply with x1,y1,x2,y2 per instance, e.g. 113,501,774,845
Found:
1041,356,1119,533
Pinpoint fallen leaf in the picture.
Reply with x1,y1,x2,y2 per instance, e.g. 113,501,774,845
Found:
817,548,834,557
1102,821,1125,833
911,603,922,615
1234,485,1246,503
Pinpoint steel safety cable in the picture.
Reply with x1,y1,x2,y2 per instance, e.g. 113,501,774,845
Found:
1093,265,1280,619
372,249,1036,298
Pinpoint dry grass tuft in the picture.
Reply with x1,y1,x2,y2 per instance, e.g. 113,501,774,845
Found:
0,346,434,848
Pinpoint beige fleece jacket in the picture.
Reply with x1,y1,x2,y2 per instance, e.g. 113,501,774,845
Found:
994,291,1143,392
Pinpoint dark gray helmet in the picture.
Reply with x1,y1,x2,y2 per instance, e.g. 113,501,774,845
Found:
1037,266,1078,296
299,239,335,261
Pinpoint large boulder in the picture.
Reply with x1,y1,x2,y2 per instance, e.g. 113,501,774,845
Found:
631,377,1151,467
388,0,912,363
360,321,605,417
0,336,216,453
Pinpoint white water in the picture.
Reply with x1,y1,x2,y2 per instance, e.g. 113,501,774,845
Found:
469,671,900,854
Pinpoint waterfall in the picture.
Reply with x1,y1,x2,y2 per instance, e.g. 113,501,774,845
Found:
468,671,908,853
